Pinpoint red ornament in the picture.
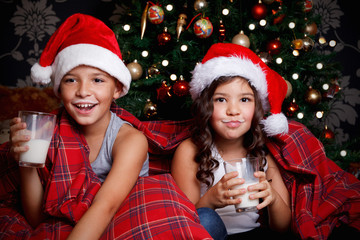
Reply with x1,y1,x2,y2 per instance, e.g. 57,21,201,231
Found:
285,98,299,117
173,76,190,97
157,27,171,46
322,126,335,140
157,81,172,102
252,2,267,20
266,39,282,55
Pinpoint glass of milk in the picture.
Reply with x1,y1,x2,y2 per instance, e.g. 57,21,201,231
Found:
18,111,56,168
223,157,261,213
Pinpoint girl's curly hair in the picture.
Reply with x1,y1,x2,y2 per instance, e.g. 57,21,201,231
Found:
190,76,268,188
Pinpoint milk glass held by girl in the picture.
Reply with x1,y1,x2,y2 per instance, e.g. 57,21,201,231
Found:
171,43,291,240
9,14,149,239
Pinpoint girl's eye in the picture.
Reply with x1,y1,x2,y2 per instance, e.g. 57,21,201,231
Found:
215,97,226,102
64,78,76,83
241,98,249,102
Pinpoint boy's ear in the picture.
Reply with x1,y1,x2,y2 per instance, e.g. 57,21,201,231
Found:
113,81,123,99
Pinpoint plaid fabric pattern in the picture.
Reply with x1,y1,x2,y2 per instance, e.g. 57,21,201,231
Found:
1,105,359,239
266,120,360,239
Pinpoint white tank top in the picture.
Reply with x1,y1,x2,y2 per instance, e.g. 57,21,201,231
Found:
200,147,266,234
91,112,149,182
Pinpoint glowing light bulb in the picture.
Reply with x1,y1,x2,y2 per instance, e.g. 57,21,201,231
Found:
222,8,229,15
162,60,169,66
141,50,149,57
123,24,130,31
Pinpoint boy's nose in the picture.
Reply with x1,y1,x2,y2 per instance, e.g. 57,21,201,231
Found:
77,81,92,97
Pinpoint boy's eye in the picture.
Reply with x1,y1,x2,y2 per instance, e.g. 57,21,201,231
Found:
94,78,104,83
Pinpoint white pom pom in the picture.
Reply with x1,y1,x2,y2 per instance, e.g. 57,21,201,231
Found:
30,63,52,84
261,113,289,136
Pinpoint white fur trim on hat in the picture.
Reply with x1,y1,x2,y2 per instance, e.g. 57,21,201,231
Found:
261,113,288,136
51,43,131,97
190,56,270,112
31,63,52,84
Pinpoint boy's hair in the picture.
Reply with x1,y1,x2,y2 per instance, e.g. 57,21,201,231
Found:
191,76,267,187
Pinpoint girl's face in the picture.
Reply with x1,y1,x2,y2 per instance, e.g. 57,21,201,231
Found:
210,77,255,143
59,65,122,129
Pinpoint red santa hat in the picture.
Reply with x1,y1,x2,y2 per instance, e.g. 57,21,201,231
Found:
190,43,288,136
31,13,131,98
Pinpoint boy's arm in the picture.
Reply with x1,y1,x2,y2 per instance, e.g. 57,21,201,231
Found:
67,124,148,240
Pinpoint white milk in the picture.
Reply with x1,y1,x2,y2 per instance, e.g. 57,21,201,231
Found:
233,182,259,212
20,139,50,164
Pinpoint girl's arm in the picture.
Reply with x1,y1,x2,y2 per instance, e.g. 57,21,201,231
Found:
67,124,148,240
10,117,46,228
171,139,242,210
250,154,291,232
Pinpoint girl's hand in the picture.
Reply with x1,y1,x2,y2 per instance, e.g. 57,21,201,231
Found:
9,117,30,162
247,171,274,210
203,171,246,209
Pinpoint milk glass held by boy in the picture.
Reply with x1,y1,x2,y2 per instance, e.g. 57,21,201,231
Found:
18,111,56,168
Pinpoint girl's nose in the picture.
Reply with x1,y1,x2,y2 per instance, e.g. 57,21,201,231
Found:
226,102,240,116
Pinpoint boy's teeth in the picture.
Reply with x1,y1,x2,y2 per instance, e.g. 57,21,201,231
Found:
77,104,93,108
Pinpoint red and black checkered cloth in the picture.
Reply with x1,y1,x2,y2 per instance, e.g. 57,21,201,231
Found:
0,104,359,239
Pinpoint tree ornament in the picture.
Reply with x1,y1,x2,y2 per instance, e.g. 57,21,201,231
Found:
176,13,187,40
157,81,172,102
143,99,157,118
147,64,160,77
194,0,208,11
141,2,150,39
304,21,317,35
304,0,313,12
193,17,213,38
157,27,171,46
305,86,321,105
323,79,340,99
285,80,293,98
218,20,226,42
127,60,143,80
252,1,267,20
258,52,272,65
147,4,164,24
291,39,304,50
322,125,335,140
285,98,299,117
302,36,314,52
232,30,250,48
173,75,190,97
266,38,282,55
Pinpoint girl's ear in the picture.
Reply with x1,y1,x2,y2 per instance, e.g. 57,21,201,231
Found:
113,81,123,99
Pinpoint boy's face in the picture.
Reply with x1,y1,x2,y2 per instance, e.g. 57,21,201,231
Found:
210,77,255,144
59,65,122,129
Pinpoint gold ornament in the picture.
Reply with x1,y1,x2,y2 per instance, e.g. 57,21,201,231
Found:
305,86,321,105
147,65,160,77
194,0,208,11
176,13,187,40
127,60,143,80
291,39,304,50
143,99,157,118
304,22,317,35
302,36,314,52
232,30,250,48
285,80,292,98
140,2,149,39
258,52,272,65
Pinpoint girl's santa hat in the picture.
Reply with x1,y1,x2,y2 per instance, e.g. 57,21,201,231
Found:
190,43,288,136
31,13,131,98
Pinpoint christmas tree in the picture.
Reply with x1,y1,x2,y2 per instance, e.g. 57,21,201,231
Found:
112,0,359,170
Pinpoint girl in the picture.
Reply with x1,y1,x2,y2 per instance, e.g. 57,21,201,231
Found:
172,43,291,239
9,14,149,239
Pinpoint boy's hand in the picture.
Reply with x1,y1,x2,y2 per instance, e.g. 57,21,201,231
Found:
9,117,30,162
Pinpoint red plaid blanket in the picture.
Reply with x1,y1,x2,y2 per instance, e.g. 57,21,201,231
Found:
0,104,359,239
266,121,360,239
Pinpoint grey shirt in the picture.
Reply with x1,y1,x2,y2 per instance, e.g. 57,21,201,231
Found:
91,111,149,182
